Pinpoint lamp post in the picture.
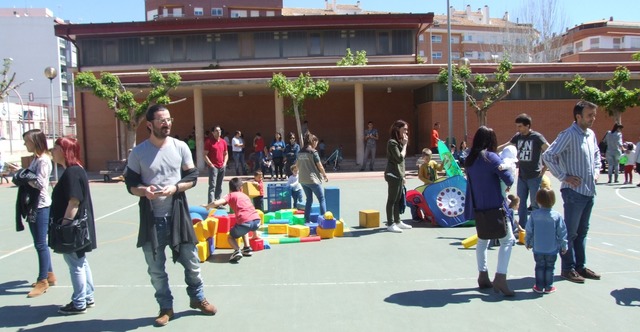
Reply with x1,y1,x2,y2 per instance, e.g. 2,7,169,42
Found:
44,66,58,180
446,0,454,148
459,57,470,143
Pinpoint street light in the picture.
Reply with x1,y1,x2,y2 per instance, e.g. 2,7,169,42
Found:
446,0,454,149
44,66,58,180
459,57,470,143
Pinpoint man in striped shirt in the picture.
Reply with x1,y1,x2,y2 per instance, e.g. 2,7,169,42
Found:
542,100,601,284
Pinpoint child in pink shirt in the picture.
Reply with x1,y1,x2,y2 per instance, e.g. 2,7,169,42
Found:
205,178,261,263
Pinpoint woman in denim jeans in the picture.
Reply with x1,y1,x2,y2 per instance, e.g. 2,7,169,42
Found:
21,129,55,298
50,137,97,314
296,132,328,223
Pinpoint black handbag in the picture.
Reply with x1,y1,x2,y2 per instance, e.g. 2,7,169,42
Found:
468,176,508,240
49,210,91,254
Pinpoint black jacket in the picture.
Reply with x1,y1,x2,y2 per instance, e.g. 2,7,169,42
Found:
13,168,40,232
124,167,199,262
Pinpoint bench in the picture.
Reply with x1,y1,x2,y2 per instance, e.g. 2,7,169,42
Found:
99,160,127,182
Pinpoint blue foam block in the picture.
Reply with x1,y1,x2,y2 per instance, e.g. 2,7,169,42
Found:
189,206,209,219
324,186,340,219
269,219,290,225
213,209,228,216
310,203,320,215
190,212,203,222
317,215,337,229
307,222,318,235
309,213,319,223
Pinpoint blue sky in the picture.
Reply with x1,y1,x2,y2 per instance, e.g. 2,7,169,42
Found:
4,0,637,28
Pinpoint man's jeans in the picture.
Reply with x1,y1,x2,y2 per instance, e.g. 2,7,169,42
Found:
63,252,95,309
560,189,594,272
233,151,246,175
142,217,205,309
301,183,326,223
517,176,543,228
362,144,376,170
207,166,225,203
534,253,557,290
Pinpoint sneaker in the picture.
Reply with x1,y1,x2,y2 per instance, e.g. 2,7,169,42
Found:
241,246,253,257
387,224,402,233
532,285,544,294
189,298,217,315
154,308,174,326
58,302,87,315
397,221,412,230
561,269,585,283
577,268,601,280
229,250,243,262
86,300,96,308
544,286,557,294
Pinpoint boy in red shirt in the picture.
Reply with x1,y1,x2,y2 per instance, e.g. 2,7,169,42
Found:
205,178,261,263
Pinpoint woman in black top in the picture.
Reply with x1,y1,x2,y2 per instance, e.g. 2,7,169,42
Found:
50,137,97,315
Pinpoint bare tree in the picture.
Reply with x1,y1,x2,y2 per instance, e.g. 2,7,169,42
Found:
517,0,569,62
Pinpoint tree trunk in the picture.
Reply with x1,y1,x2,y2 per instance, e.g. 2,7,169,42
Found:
293,103,304,147
123,121,138,160
613,111,622,125
477,109,488,127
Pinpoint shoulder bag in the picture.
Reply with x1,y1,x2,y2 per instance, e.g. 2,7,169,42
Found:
468,175,507,240
49,210,92,254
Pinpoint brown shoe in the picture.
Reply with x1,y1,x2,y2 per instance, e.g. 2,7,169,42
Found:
190,298,217,315
561,269,585,283
27,279,49,298
154,308,174,327
477,271,493,289
492,273,515,297
31,272,57,287
577,268,601,280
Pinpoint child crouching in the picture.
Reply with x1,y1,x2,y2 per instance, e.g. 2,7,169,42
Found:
204,178,262,263
525,188,568,294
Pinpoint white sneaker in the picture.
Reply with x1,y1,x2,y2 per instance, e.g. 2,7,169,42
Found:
397,221,413,230
387,224,403,233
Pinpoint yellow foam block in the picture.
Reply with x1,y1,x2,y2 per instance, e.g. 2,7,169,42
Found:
257,209,264,225
518,231,526,245
317,226,335,239
359,210,380,228
196,241,209,262
461,234,478,248
288,225,310,238
334,220,344,237
268,223,289,235
207,209,217,218
242,182,261,198
204,217,218,238
215,232,239,249
193,222,207,242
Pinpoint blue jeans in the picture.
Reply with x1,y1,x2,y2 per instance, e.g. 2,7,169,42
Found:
233,151,246,175
560,189,594,272
63,252,95,309
29,207,52,281
301,183,326,222
291,188,304,209
533,253,557,290
142,217,205,310
207,166,225,203
517,176,543,228
606,154,620,182
362,144,376,170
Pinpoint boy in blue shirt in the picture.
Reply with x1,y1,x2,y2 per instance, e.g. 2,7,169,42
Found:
525,188,568,294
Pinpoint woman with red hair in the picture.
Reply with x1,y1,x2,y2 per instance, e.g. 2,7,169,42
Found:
50,137,97,315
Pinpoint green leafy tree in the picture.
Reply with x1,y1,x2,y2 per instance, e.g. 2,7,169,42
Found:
337,48,368,66
632,52,640,61
0,58,28,103
565,66,639,124
268,73,329,147
75,68,181,158
437,58,523,127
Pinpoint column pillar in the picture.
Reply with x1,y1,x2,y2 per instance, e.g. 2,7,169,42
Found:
274,91,285,134
193,87,205,170
354,83,364,166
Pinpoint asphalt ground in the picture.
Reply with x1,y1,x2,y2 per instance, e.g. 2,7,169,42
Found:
1,170,639,332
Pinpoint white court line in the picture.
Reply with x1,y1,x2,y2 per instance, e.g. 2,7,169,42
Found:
615,188,640,207
621,215,640,222
628,249,640,254
601,242,614,246
0,202,137,261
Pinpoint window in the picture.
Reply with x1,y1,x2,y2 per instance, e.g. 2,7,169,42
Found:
590,37,599,49
575,41,583,52
419,34,425,43
613,37,622,49
432,52,442,60
309,33,322,55
464,51,473,58
451,36,460,44
230,10,247,18
194,7,203,16
377,31,390,55
630,37,640,48
266,11,275,16
451,52,460,60
431,35,442,43
250,10,259,17
527,83,543,99
419,50,425,57
463,34,473,42
211,8,223,16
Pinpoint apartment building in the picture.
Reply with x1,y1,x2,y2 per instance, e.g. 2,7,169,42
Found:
145,0,284,20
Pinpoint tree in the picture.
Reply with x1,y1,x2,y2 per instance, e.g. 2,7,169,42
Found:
517,0,568,62
75,68,181,158
0,58,28,102
267,73,329,147
337,48,368,66
633,52,640,61
565,66,640,124
437,58,522,127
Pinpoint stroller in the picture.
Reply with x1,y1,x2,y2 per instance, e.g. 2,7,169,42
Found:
323,145,343,171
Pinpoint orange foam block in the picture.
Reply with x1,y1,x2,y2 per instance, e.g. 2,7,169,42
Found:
359,210,380,228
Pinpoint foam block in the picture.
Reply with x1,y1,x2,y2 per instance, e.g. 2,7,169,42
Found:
309,213,319,223
359,210,380,228
207,237,215,255
300,236,321,243
292,215,306,225
317,215,337,229
196,241,209,262
263,212,275,224
317,226,335,239
229,214,237,228
462,234,478,248
189,206,209,219
215,233,239,249
213,209,228,216
307,222,318,235
310,203,320,214
324,186,340,219
190,212,204,224
269,219,290,225
242,182,261,198
204,217,218,238
288,225,310,238
217,215,231,234
193,222,208,242
257,209,264,225
267,223,289,234
275,210,294,221
249,237,264,251
334,220,344,237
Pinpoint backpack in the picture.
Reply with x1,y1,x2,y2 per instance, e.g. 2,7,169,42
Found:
598,132,608,155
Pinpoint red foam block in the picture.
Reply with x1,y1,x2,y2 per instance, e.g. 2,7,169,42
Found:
300,236,321,243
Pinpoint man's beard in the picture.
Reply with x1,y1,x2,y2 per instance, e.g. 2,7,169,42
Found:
152,125,170,139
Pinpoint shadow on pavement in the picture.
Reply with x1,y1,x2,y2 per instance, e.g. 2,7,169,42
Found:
0,280,31,296
610,288,640,306
16,318,151,332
